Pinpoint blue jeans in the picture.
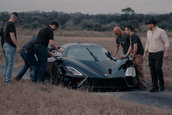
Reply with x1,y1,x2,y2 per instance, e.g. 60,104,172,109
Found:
34,44,48,82
16,49,38,82
3,43,16,83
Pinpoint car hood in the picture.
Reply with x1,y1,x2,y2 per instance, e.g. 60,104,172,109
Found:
62,57,127,78
48,57,128,78
81,59,128,78
81,60,114,75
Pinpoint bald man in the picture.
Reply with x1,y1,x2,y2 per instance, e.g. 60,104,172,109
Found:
113,26,130,57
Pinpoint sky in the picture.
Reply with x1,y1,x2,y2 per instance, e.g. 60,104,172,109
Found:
0,0,172,14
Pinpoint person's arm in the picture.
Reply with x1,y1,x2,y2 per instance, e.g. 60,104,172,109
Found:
161,30,169,60
124,44,132,58
164,47,168,60
143,33,149,61
132,43,138,58
130,34,138,59
113,44,119,57
48,50,53,57
10,32,20,53
48,49,59,57
49,39,62,53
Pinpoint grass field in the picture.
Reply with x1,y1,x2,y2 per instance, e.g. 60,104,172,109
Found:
0,32,172,114
1,73,172,115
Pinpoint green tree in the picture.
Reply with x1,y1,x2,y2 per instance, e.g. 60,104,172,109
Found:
121,7,135,15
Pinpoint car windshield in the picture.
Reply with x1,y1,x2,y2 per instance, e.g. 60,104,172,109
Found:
66,46,112,61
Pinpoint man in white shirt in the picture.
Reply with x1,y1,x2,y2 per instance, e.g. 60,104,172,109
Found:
143,18,169,92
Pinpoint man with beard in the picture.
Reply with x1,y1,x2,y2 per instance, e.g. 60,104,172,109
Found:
143,18,169,92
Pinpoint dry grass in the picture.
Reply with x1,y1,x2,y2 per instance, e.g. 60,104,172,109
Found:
0,74,172,115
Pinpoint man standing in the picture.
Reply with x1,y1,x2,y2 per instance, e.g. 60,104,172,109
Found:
113,26,130,58
3,12,20,83
143,18,169,92
125,25,146,90
34,21,62,83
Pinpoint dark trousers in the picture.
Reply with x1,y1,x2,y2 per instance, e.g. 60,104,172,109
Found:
148,51,164,89
16,49,38,81
34,44,48,82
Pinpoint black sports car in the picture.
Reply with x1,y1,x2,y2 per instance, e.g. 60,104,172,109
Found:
45,43,138,89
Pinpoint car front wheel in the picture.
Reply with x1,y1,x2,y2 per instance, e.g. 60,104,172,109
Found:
50,62,61,86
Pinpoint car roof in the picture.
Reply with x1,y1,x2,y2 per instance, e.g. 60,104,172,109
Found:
61,43,102,49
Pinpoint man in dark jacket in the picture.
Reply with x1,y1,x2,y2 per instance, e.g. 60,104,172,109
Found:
15,35,38,81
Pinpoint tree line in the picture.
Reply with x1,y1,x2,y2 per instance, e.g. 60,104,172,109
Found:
0,10,172,33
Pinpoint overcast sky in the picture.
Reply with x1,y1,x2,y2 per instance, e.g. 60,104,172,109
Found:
0,0,171,14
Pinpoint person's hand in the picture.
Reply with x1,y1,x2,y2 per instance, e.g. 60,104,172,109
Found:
130,57,135,61
143,54,147,61
52,54,60,58
120,55,127,59
164,52,168,60
17,46,21,53
58,49,63,53
130,53,135,58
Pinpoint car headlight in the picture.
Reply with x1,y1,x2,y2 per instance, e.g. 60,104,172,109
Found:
66,66,83,76
125,67,136,77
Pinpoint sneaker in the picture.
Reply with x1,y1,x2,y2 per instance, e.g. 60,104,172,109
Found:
137,86,147,91
160,86,165,91
149,88,159,93
15,77,21,81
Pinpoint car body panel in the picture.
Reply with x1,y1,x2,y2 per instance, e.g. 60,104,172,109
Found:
46,43,137,89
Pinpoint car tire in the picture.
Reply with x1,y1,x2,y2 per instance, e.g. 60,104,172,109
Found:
50,61,61,86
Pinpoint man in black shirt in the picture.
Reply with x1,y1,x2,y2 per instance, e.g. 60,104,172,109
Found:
3,12,20,83
125,25,146,90
113,26,130,58
34,21,62,83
